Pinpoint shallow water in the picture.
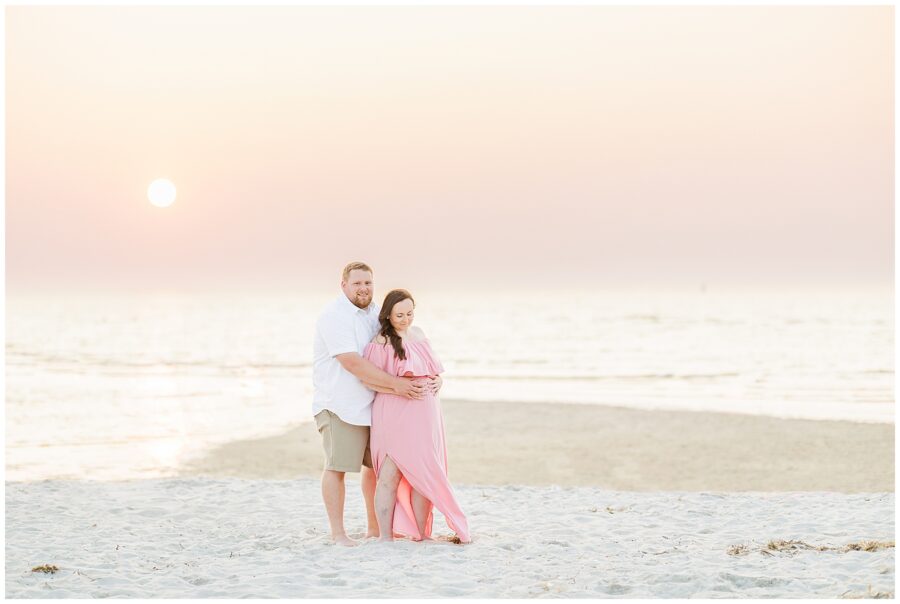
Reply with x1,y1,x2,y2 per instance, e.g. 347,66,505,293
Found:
6,288,893,480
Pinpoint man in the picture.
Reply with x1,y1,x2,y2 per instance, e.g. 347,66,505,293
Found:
312,262,432,546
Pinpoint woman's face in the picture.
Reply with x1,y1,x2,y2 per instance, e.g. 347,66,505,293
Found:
389,298,415,332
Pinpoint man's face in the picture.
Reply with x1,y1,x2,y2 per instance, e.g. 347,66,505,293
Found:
341,269,374,309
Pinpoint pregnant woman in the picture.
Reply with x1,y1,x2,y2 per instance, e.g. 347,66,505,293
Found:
362,289,470,544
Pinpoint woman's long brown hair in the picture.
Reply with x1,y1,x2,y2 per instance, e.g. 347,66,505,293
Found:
378,289,415,360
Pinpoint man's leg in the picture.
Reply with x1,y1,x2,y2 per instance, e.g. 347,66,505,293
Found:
361,465,379,538
321,469,357,546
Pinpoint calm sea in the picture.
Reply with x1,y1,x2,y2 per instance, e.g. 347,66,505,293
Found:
6,289,893,481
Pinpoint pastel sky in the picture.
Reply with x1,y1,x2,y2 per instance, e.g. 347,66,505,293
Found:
6,6,894,292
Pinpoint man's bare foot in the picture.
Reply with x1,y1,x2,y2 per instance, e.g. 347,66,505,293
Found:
377,536,394,543
331,535,359,547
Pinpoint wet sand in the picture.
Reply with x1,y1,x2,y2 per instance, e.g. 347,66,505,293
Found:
180,399,894,492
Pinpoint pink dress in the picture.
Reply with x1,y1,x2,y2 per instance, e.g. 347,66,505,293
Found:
363,338,470,543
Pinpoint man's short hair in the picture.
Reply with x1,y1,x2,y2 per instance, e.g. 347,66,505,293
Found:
342,262,373,282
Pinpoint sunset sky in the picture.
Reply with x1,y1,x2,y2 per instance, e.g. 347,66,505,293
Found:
6,6,893,292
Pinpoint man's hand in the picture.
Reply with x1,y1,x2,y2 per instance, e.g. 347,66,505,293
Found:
427,375,442,394
393,377,428,400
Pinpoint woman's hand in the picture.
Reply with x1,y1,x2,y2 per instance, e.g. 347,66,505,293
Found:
393,376,428,400
428,375,442,394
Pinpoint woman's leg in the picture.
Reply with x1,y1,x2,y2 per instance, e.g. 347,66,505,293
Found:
374,456,402,542
411,488,432,538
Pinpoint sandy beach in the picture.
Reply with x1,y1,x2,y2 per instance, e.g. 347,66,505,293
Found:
182,399,894,492
6,479,894,598
7,0,894,597
5,400,894,598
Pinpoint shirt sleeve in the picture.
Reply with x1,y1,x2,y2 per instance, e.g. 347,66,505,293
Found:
317,311,358,357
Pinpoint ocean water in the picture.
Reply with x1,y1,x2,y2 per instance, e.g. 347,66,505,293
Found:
5,289,893,481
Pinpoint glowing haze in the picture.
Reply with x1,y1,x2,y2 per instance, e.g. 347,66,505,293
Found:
6,6,893,292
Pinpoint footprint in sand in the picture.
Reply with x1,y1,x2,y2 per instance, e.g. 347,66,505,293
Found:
720,572,787,589
597,582,632,595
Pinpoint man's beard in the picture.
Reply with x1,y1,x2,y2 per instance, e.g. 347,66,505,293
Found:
352,293,371,308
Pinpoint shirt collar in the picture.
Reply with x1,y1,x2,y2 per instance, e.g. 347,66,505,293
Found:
337,293,374,316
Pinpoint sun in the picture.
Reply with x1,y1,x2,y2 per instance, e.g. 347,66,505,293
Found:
147,179,176,208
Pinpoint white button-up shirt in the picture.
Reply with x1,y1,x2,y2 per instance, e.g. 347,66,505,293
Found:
312,294,381,426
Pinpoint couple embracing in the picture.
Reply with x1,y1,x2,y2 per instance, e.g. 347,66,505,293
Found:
312,262,470,546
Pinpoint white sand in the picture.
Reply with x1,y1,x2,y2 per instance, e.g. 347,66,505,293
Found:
6,478,894,598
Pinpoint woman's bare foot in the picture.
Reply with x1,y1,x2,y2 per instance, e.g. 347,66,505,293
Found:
332,534,359,547
365,529,380,539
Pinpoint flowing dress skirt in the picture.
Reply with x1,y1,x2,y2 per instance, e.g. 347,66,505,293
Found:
370,390,470,542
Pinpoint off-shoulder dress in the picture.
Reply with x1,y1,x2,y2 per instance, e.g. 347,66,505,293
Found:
363,338,470,543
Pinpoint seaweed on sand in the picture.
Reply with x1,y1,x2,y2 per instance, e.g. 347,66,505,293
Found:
726,539,895,557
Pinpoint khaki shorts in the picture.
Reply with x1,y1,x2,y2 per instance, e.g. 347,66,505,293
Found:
314,410,373,473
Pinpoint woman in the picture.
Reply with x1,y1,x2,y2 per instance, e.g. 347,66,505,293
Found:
362,289,470,544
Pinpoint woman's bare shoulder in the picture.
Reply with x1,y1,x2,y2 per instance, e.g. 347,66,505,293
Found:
372,333,388,344
410,326,427,341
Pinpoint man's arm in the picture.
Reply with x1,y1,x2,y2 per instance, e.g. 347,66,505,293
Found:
361,381,395,394
336,352,427,399
367,375,439,395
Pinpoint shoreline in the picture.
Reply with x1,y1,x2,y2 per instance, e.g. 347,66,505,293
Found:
180,399,894,492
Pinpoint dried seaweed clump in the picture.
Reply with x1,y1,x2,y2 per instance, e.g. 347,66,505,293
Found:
843,541,894,552
765,539,895,554
765,539,825,553
31,565,59,574
728,539,896,557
